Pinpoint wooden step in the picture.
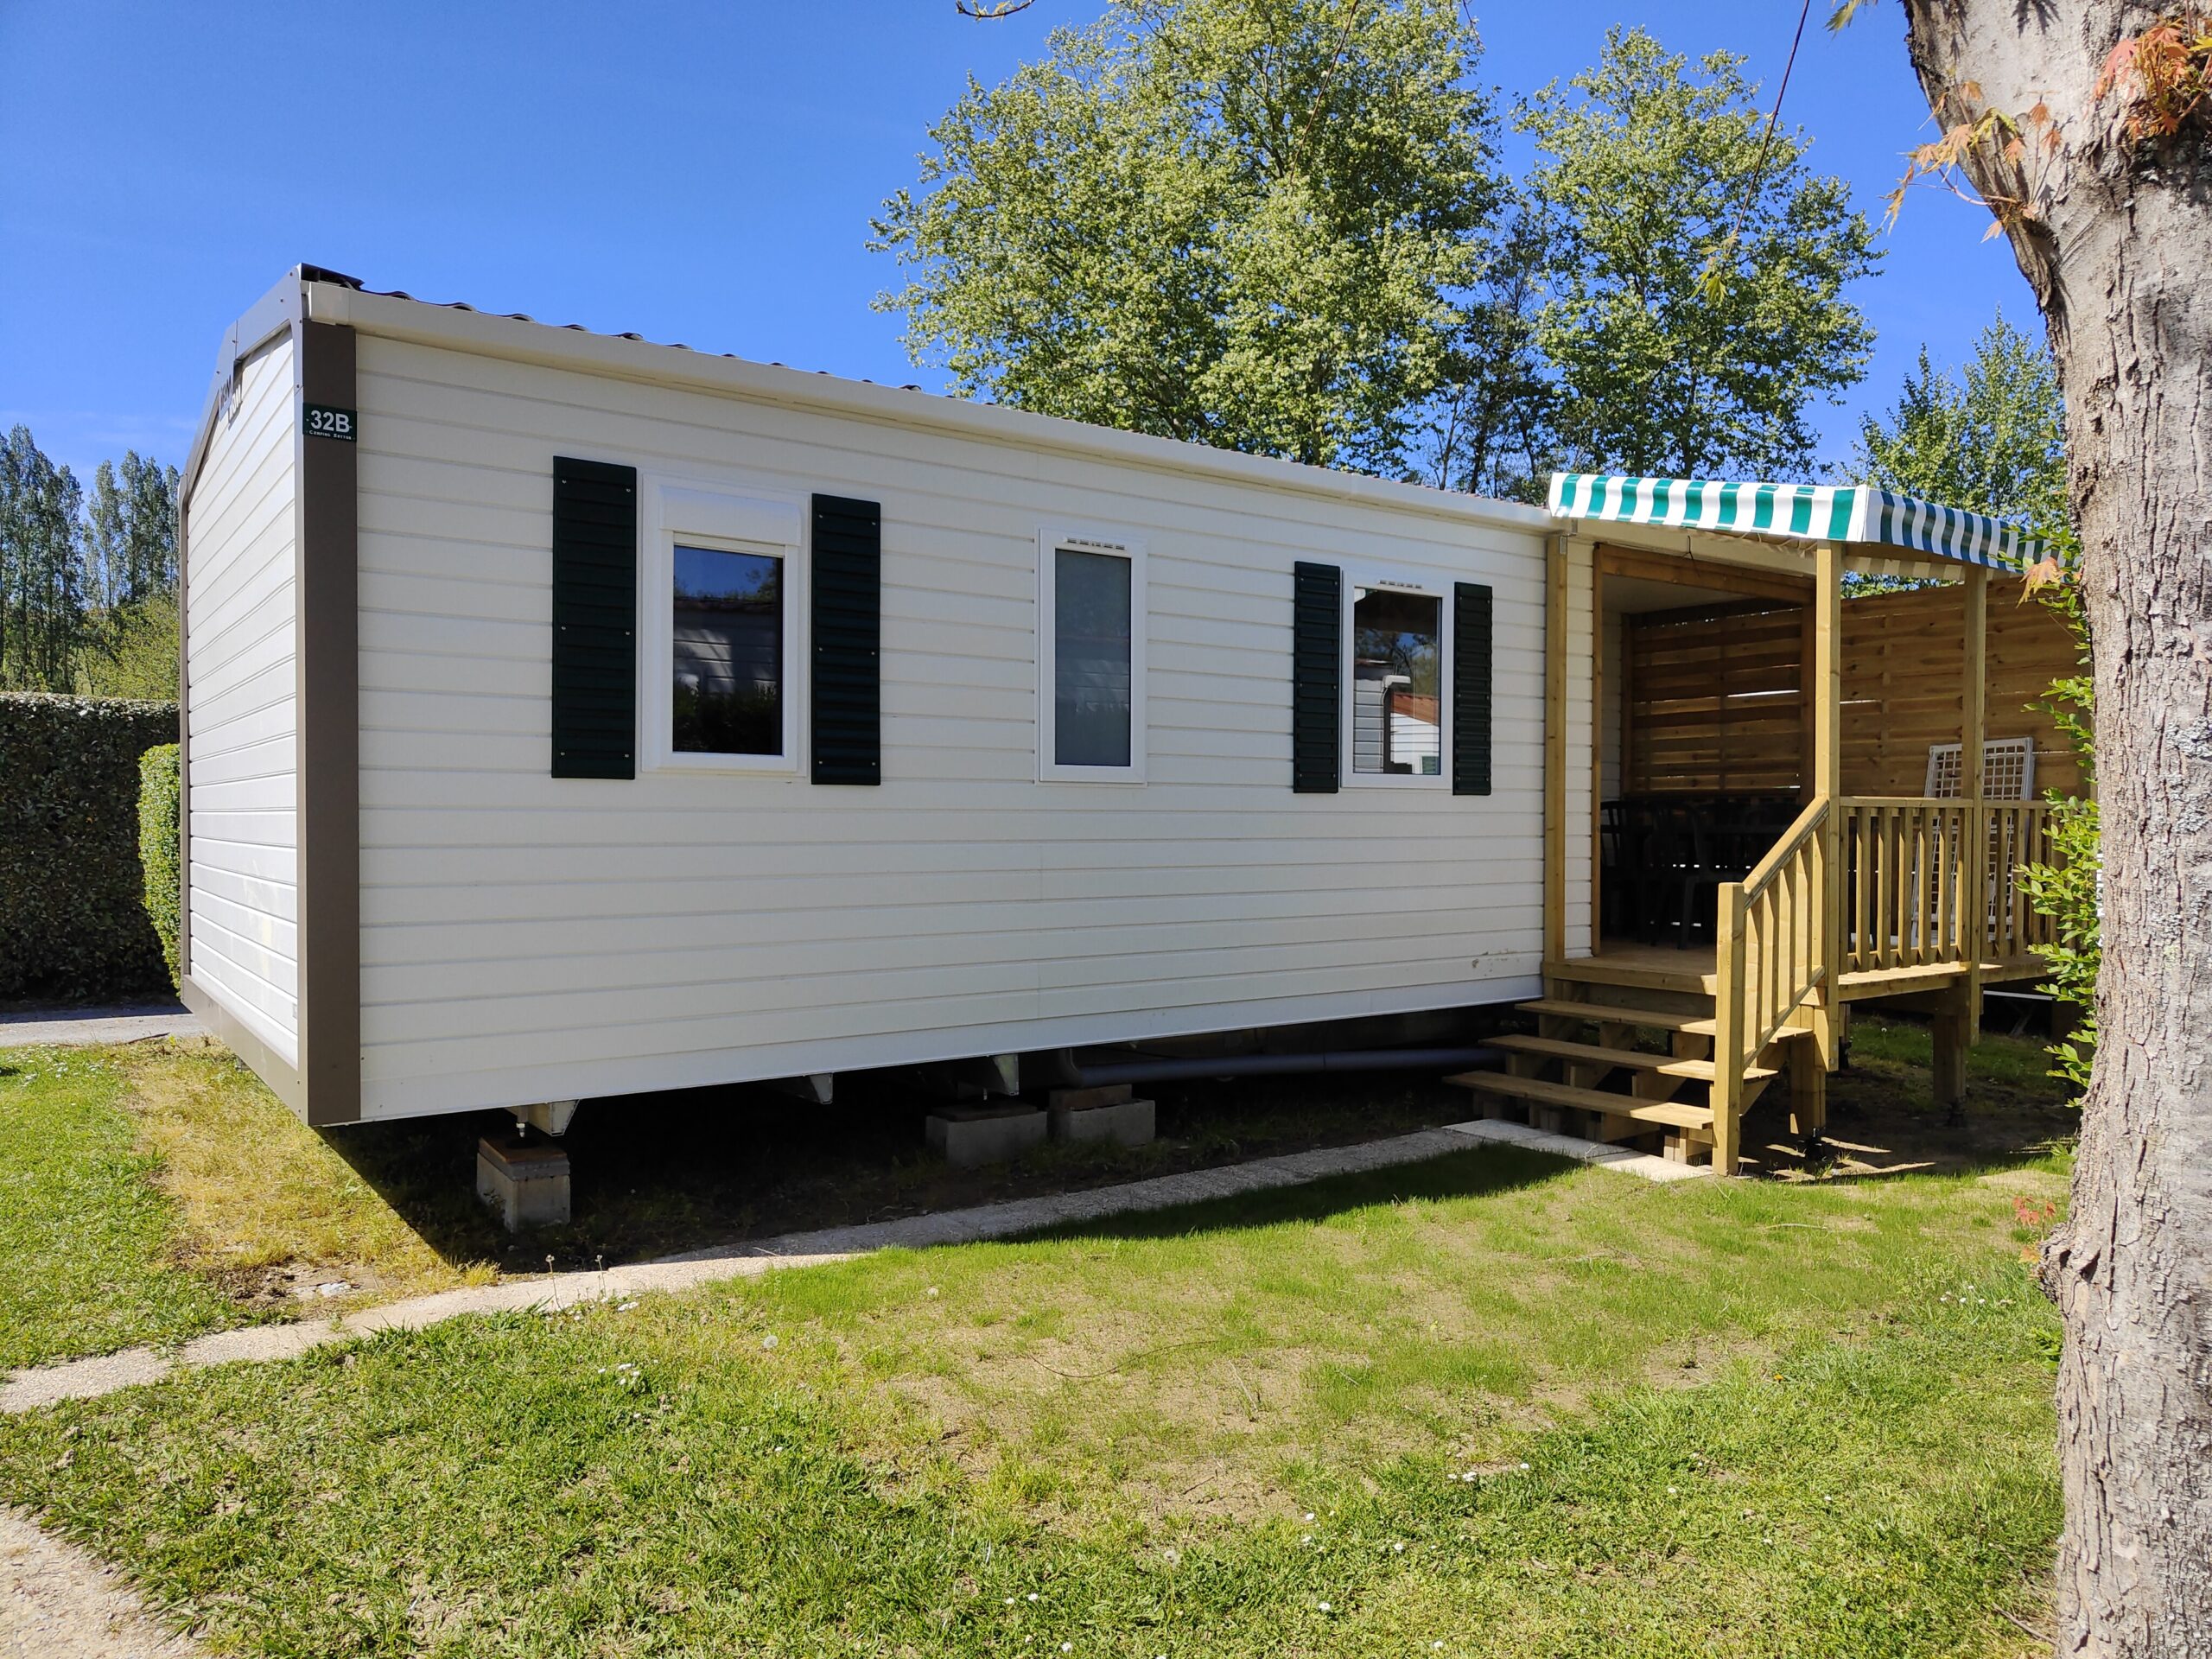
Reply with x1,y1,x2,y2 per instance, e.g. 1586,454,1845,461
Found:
1493,1034,1773,1086
1516,998,1711,1033
1447,1071,1716,1132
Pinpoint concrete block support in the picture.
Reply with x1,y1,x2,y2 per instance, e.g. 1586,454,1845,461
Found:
1048,1087,1156,1147
925,1104,1047,1166
477,1135,572,1230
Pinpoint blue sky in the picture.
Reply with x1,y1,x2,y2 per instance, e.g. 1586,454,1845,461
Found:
0,0,2036,484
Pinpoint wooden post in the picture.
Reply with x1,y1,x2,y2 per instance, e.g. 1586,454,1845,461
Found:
1961,565,1988,1049
1787,1031,1827,1138
1543,532,1568,971
1710,882,1748,1174
1590,563,1605,958
1811,540,1845,1071
1932,983,1972,1109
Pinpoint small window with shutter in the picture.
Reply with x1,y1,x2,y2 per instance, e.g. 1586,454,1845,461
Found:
639,481,805,774
1339,572,1450,791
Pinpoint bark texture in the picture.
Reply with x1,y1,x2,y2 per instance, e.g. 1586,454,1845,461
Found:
1897,4,2212,1653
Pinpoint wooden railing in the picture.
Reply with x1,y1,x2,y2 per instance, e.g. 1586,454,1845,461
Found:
1986,801,2058,963
1836,797,2056,975
1713,798,1831,1070
1838,797,1970,974
1707,793,2060,1173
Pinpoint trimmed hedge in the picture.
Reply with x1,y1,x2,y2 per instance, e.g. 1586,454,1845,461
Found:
0,694,178,1001
139,744,181,988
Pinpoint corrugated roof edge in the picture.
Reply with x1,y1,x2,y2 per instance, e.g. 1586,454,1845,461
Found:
297,273,1550,535
182,267,1550,533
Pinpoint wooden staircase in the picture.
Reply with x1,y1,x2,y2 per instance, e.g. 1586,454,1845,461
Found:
1449,980,1815,1171
1452,792,1846,1173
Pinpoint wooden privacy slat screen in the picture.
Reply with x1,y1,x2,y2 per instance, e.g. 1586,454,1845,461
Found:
1840,584,2083,798
1620,584,2084,798
1623,601,1806,794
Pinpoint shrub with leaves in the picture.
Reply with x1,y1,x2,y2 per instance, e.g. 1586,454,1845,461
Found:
137,743,181,989
0,693,176,1001
2018,582,2098,1093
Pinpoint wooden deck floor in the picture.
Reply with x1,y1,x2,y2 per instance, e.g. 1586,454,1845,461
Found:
1548,938,2045,1001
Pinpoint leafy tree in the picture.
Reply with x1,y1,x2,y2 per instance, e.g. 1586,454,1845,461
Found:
84,452,179,612
1405,207,1558,501
872,0,1503,471
79,452,181,698
1518,28,1878,480
1851,310,2066,531
0,426,86,692
75,590,180,701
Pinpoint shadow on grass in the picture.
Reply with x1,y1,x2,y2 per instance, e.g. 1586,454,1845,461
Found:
1007,1143,1579,1247
310,1066,1507,1274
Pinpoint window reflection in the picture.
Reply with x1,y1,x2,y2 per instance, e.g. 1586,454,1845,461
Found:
673,544,782,755
1054,547,1132,768
1351,588,1441,776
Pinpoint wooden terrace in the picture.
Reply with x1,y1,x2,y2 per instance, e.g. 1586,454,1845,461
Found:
1452,475,2078,1173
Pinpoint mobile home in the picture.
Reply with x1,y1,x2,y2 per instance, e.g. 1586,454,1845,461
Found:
180,267,2075,1173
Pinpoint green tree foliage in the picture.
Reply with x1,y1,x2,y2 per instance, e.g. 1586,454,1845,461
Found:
872,0,1503,471
1517,28,1878,480
1852,310,2066,531
1406,208,1558,501
84,453,180,612
1853,314,2096,1090
79,453,181,700
0,427,87,691
0,429,179,697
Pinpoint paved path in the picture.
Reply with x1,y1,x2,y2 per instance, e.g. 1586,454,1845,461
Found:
0,1116,1696,1655
0,1507,200,1659
0,1005,205,1051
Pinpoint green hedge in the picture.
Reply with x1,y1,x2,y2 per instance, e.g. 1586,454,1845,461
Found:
139,744,181,989
0,694,178,1001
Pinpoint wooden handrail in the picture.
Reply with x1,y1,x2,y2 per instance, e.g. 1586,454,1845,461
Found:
1742,797,1831,899
1712,796,1833,1176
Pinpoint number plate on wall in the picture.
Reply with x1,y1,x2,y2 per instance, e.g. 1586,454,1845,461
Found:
302,404,357,442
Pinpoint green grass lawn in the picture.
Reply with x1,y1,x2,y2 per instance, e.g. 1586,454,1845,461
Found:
0,1046,240,1370
0,1142,2067,1656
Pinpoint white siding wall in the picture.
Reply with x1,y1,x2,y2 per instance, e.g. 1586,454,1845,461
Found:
185,334,299,1064
353,336,1550,1118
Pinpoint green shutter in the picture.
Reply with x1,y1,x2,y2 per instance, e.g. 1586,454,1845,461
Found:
1452,581,1493,797
551,456,637,779
1292,561,1341,793
811,494,881,785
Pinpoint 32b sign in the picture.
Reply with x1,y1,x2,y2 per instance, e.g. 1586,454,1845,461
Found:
303,404,357,442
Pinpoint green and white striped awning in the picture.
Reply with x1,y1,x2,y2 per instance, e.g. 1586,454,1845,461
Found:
1547,472,2042,571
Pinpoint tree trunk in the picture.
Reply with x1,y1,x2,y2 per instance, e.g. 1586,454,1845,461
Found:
1896,4,2212,1652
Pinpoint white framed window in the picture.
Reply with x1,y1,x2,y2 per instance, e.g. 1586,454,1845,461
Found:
640,481,805,775
1038,525,1147,783
1343,572,1449,789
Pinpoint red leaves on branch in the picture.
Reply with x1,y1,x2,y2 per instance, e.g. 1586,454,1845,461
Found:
2096,15,2212,143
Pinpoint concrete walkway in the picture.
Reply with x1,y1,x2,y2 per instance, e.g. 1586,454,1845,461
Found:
0,1004,205,1050
0,1506,200,1659
0,1116,1699,1417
